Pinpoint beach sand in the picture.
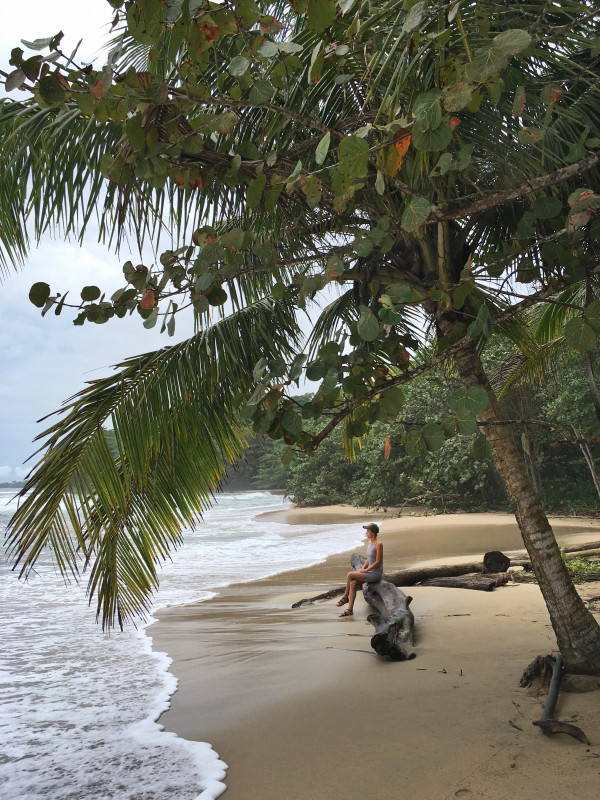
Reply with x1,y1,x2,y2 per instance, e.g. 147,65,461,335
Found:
153,510,600,800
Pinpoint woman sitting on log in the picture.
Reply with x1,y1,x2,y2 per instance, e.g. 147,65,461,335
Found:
337,523,383,617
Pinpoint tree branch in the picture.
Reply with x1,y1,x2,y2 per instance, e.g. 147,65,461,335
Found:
310,281,566,448
427,153,600,224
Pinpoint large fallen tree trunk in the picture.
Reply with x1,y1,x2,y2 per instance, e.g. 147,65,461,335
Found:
385,561,487,587
291,560,486,607
293,556,510,607
419,573,509,591
292,544,600,608
350,554,415,661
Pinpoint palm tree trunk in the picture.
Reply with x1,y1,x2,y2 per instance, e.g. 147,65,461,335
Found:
454,339,600,674
584,351,600,421
579,440,600,500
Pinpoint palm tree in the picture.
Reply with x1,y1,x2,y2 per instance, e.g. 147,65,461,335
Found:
2,0,600,670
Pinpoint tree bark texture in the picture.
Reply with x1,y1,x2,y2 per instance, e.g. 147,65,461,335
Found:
451,338,600,674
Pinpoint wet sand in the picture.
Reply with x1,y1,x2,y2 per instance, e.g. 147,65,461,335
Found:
152,510,600,800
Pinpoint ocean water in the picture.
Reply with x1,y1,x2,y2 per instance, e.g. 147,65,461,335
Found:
0,489,364,799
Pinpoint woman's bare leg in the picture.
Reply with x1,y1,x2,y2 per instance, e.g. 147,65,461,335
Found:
347,573,366,612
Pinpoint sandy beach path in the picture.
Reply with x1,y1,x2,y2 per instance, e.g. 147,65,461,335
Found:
153,511,600,800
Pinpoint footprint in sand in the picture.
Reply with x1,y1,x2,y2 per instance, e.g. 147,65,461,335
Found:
454,791,472,797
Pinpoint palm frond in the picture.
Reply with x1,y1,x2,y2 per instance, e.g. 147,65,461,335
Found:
6,297,301,628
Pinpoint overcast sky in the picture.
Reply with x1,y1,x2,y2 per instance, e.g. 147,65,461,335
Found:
0,1,198,481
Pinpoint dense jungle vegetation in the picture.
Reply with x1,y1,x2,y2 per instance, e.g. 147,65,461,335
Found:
228,340,600,513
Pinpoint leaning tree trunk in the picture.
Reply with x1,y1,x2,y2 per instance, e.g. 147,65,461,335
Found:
452,337,600,674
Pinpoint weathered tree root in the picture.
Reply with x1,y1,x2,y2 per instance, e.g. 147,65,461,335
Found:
524,654,591,744
532,719,590,744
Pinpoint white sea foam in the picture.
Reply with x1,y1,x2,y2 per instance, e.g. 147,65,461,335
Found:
0,490,364,798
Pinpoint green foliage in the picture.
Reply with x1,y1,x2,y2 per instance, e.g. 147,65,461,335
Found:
560,548,600,583
3,0,600,628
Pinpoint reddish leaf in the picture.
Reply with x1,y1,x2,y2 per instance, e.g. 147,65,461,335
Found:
567,210,592,232
260,15,283,34
393,129,411,167
512,86,526,117
91,76,110,99
384,436,392,461
192,227,215,246
449,116,461,129
139,290,155,310
251,35,267,56
199,21,220,42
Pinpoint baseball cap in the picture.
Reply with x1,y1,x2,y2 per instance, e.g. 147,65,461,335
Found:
362,522,379,533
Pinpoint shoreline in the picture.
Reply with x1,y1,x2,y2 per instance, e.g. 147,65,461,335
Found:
152,507,600,800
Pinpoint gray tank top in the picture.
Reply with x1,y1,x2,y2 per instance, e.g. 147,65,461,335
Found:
366,542,383,578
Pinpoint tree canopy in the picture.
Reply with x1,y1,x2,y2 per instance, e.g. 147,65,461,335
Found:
2,0,600,670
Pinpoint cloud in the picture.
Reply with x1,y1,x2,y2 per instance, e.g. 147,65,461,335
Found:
0,0,111,68
0,235,196,470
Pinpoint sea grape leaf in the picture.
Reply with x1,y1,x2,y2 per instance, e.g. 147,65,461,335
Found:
405,430,428,457
564,317,597,351
412,123,453,151
357,306,380,341
38,75,66,105
421,422,445,452
467,303,492,339
533,195,562,219
338,136,369,178
585,300,600,334
81,285,101,302
29,282,51,307
403,1,427,33
229,55,250,76
307,0,337,33
413,90,443,132
282,409,303,437
378,386,405,416
247,173,267,210
568,188,600,211
452,281,474,310
492,29,532,55
401,196,433,232
6,68,27,91
472,435,492,461
455,412,477,436
448,386,489,415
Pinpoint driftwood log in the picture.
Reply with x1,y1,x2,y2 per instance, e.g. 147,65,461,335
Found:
419,573,509,591
350,554,416,661
293,553,512,607
293,543,600,607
